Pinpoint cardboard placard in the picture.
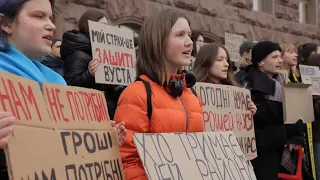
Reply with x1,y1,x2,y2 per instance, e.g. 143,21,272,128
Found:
299,65,320,95
6,127,122,180
310,76,320,94
224,33,244,62
88,20,137,86
0,71,125,180
282,83,315,124
195,82,257,160
42,82,112,130
133,132,257,180
0,71,53,128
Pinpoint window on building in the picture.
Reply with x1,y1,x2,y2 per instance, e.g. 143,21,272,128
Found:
253,0,274,14
118,25,139,38
299,0,310,23
299,0,317,25
117,24,141,49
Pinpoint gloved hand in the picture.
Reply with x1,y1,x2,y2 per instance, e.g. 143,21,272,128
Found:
285,119,306,139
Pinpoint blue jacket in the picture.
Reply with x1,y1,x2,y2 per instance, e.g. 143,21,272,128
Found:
0,45,66,87
0,45,66,179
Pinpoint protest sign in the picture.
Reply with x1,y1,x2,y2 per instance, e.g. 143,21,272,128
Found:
42,82,111,130
299,65,320,95
89,20,137,86
0,71,52,128
133,132,257,180
282,83,314,124
224,33,244,62
195,82,256,160
0,71,124,180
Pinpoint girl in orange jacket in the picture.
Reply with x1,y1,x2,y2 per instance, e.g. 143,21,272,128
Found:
114,9,204,180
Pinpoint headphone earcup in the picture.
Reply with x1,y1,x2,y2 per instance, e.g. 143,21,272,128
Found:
185,71,196,88
167,79,183,97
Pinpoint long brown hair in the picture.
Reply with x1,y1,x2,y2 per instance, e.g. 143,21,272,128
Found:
193,43,238,86
136,9,190,85
78,10,105,38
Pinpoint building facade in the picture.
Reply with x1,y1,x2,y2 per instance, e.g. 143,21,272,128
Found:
53,0,320,46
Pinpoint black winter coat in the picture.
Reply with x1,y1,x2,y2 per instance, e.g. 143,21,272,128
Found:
243,66,304,180
0,150,7,179
235,67,247,86
313,99,320,143
60,30,123,119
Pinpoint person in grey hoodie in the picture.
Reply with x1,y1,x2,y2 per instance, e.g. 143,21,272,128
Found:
39,38,64,76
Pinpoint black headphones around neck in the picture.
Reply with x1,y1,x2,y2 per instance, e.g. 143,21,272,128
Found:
164,70,196,98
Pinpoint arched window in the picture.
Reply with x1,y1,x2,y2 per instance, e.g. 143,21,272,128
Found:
117,23,141,49
117,24,140,38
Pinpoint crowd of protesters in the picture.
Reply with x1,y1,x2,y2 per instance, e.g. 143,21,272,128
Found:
0,0,320,180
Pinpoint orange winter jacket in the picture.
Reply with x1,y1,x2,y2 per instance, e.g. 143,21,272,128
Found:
114,75,204,180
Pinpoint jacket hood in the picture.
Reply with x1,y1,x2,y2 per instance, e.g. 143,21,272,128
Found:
245,65,275,95
60,30,92,60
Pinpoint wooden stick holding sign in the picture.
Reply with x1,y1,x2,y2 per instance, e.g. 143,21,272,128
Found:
133,132,257,180
89,20,137,86
0,71,125,180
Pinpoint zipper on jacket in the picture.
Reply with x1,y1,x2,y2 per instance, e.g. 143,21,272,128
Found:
178,97,189,132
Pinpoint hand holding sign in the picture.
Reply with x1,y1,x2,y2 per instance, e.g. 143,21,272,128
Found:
1,71,125,179
111,121,127,147
89,21,137,86
88,58,100,76
248,101,257,115
195,82,257,160
0,111,15,149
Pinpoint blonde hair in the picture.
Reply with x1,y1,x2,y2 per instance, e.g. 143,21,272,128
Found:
280,43,300,78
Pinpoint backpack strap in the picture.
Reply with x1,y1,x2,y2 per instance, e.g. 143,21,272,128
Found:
190,87,197,97
135,78,152,120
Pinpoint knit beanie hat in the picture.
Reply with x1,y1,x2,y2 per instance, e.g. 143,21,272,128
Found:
251,41,282,65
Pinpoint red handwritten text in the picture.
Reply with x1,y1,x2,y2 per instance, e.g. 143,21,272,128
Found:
203,111,253,132
45,86,109,123
96,48,134,68
0,77,42,121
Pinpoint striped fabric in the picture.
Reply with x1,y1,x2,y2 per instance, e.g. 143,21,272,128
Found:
281,147,296,174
